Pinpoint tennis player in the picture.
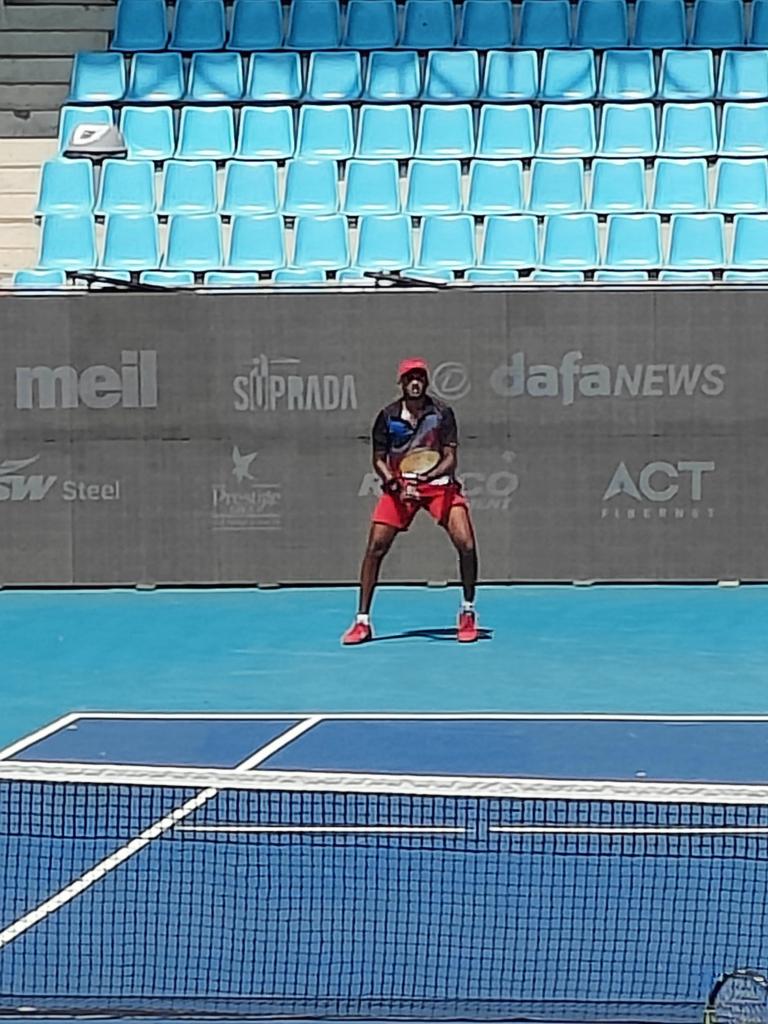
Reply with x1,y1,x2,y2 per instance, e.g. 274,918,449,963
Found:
342,358,479,646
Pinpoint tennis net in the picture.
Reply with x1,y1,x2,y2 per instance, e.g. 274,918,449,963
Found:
0,761,767,1022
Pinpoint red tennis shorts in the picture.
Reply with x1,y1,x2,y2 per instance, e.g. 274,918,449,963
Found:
372,483,469,531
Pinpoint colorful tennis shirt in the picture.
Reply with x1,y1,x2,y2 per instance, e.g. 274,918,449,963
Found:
372,397,459,485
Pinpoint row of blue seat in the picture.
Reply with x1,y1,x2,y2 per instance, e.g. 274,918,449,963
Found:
38,156,768,218
68,48,768,104
59,101,768,159
111,0,768,52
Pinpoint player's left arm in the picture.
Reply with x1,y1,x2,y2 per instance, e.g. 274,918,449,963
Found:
421,406,459,482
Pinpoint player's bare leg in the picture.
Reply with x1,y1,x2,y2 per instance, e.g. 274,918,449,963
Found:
341,523,399,644
444,505,479,642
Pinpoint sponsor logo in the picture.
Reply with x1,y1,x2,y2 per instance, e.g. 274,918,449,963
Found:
71,124,111,147
233,355,357,413
430,361,471,402
0,455,120,502
16,351,157,410
601,460,716,520
211,446,282,531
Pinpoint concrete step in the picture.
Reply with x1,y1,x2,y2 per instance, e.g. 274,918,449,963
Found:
0,137,58,163
0,193,38,216
0,109,60,135
0,247,38,272
0,31,109,56
0,83,70,109
0,57,74,83
0,166,41,192
3,5,115,30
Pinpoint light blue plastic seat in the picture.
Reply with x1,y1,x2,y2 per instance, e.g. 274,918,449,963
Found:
169,0,226,50
466,160,523,214
659,103,717,157
593,270,650,280
187,53,244,101
273,268,326,283
519,0,572,47
159,160,217,214
245,54,302,100
176,106,235,160
481,51,538,101
344,0,398,48
356,104,415,158
228,213,286,268
458,1,514,49
336,267,371,281
58,105,112,153
100,213,159,270
418,214,475,269
722,270,768,280
713,158,768,212
297,105,353,158
690,0,745,45
599,50,655,100
529,270,585,281
464,268,519,282
477,104,535,158
632,0,686,46
164,213,222,269
541,213,598,269
731,214,768,266
283,159,339,214
597,103,657,157
96,158,155,215
139,270,195,286
480,215,538,268
38,213,97,270
236,106,295,159
590,158,646,212
111,0,168,51
538,104,596,158
356,214,413,269
69,52,126,103
344,160,400,214
718,51,768,100
416,104,474,159
363,51,420,101
126,53,184,102
574,0,628,47
305,52,361,100
405,160,462,214
657,270,714,280
603,213,662,268
227,0,284,50
540,50,596,102
204,271,261,286
401,0,456,48
423,51,480,101
667,213,725,268
221,160,279,214
651,158,709,212
402,267,455,282
293,214,349,269
286,0,341,49
13,269,68,288
119,105,175,160
658,50,714,102
719,102,768,156
37,159,94,215
528,159,584,214
751,0,768,44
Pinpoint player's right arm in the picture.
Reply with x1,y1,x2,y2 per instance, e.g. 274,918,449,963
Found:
372,410,400,494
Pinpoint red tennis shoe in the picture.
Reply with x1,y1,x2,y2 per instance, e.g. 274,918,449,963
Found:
341,621,373,645
457,610,478,643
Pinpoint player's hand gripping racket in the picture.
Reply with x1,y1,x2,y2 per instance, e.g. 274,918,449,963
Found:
398,449,441,502
706,970,768,1024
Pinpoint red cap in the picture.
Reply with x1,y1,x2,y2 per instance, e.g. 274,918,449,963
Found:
397,357,430,381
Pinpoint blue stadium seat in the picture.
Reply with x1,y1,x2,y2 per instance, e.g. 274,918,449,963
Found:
519,0,572,47
632,0,686,47
169,0,226,50
13,269,68,288
751,0,768,44
38,213,97,270
204,271,261,286
658,50,714,101
111,0,168,51
139,270,196,286
731,214,768,266
293,214,349,268
659,103,718,157
227,0,284,50
126,53,184,102
164,213,222,269
401,0,456,48
657,270,714,280
540,50,597,102
541,213,598,269
402,267,455,281
722,270,768,279
363,51,421,101
593,270,650,280
416,104,474,159
187,53,244,101
305,52,362,100
236,106,295,159
719,102,768,156
58,105,112,153
119,105,175,160
538,104,596,158
418,214,476,269
344,159,400,214
529,158,584,214
480,214,538,268
464,268,519,282
481,51,538,101
297,105,354,158
286,0,341,48
336,267,371,281
599,49,655,100
160,159,217,214
590,158,646,211
176,106,235,160
651,158,709,212
245,54,302,100
422,51,480,101
574,0,628,47
228,213,286,268
356,214,413,269
344,0,398,48
690,0,745,46
667,213,725,268
100,212,159,270
96,158,156,215
466,159,523,213
718,51,768,100
713,158,768,211
405,160,462,214
221,160,280,215
69,52,126,103
458,1,514,49
529,270,585,281
283,158,339,214
477,104,535,158
597,103,657,157
356,104,415,158
603,213,662,268
273,268,326,282
37,159,94,215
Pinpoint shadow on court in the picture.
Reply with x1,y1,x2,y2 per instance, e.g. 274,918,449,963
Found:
372,627,493,643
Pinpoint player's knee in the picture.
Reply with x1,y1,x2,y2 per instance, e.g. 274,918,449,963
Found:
453,533,475,556
367,536,392,560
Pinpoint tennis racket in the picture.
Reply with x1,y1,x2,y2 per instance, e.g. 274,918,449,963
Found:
398,449,441,502
706,970,768,1024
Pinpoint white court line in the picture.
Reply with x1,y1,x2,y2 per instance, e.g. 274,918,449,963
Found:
177,824,466,834
0,713,82,762
68,712,768,722
490,825,768,836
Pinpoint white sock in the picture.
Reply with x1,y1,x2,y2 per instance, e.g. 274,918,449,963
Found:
461,601,475,614
356,613,370,626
